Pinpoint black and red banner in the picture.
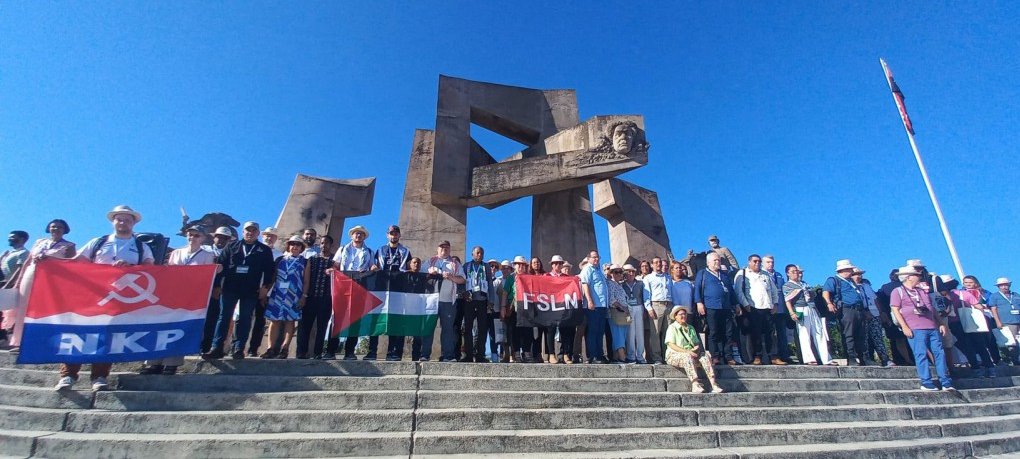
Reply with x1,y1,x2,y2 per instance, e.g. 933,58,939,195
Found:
514,274,584,327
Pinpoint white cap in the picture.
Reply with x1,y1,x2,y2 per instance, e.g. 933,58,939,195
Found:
996,277,1012,286
500,260,512,267
550,255,565,264
906,259,925,268
261,226,279,236
513,256,527,265
622,264,637,272
214,226,233,237
609,264,621,271
242,221,259,230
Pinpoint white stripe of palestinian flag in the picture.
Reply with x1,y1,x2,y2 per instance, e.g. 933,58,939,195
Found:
342,291,440,337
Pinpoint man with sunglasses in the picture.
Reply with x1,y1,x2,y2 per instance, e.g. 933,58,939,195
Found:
734,254,782,365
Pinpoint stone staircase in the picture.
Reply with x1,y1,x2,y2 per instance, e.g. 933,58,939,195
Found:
2,351,1020,458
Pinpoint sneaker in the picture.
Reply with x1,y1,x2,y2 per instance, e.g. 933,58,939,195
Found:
362,355,377,361
201,349,226,360
91,377,109,391
691,381,705,393
711,384,725,393
137,365,164,375
259,349,278,359
343,355,358,361
770,358,788,366
920,384,939,391
942,385,957,391
162,366,178,375
54,376,76,391
385,356,401,362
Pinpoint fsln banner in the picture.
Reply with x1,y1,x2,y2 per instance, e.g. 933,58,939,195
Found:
514,274,583,327
18,261,216,364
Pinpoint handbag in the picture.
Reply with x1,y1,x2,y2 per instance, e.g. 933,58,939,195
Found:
959,307,990,333
609,305,632,325
993,328,1017,347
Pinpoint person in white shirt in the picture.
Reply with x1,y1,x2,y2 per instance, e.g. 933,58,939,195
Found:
331,225,378,360
139,225,218,375
642,257,671,364
261,227,282,259
301,228,322,259
425,240,465,362
734,254,782,365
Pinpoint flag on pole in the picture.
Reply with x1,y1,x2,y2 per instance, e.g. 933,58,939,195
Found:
881,58,915,135
17,261,216,364
331,271,439,338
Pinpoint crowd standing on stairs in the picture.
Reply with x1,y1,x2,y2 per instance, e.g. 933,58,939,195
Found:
2,207,1020,393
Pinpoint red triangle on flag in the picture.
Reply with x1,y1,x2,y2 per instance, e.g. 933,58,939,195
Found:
331,271,383,337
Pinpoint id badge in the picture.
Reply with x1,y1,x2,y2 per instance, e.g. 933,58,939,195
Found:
236,265,249,274
473,285,481,292
1011,309,1019,315
279,281,291,289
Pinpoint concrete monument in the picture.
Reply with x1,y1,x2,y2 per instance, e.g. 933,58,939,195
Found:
593,178,674,266
398,76,655,266
275,174,376,244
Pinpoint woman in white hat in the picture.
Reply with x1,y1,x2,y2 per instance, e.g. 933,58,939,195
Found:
605,264,631,363
501,256,532,363
665,306,723,393
261,236,310,359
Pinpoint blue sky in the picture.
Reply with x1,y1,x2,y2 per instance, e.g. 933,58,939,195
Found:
2,3,1018,285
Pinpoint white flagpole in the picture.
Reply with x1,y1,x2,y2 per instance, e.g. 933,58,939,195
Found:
880,58,966,280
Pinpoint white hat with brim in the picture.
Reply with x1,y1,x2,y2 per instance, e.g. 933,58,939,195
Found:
500,260,512,267
852,267,866,275
285,235,307,249
609,264,622,271
107,205,142,223
262,226,279,236
996,277,1012,286
907,259,925,268
622,264,637,272
348,225,369,238
669,305,689,321
835,259,855,272
550,255,565,264
214,226,233,237
563,261,573,267
486,259,499,265
895,265,921,277
513,256,527,265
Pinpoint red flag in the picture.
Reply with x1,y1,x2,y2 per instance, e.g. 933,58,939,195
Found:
881,59,915,135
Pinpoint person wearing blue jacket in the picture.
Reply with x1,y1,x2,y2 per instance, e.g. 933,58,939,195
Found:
695,252,739,365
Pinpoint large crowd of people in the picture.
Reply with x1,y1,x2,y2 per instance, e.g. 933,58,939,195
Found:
1,207,1019,394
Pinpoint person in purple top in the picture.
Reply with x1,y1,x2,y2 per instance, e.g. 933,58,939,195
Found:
890,265,954,391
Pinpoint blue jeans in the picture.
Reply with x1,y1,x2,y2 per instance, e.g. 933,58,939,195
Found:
907,328,953,388
585,308,608,360
438,301,457,360
212,292,257,353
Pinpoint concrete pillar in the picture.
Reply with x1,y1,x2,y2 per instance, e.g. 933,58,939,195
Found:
593,178,673,267
274,174,375,245
397,129,468,261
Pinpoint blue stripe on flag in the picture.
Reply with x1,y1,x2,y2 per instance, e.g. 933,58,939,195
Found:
17,319,205,364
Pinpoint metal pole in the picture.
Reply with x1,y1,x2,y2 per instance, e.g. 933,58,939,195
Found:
880,59,966,280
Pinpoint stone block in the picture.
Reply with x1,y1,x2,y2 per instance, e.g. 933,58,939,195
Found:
274,174,375,244
593,178,672,266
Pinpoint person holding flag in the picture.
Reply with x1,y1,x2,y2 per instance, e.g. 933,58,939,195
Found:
57,205,154,391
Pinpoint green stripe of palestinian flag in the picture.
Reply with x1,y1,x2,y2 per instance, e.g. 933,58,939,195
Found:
336,291,439,338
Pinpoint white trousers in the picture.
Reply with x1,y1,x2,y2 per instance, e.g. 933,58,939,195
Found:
797,306,832,364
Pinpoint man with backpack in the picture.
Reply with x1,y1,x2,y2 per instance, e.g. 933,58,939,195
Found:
734,254,783,365
57,205,155,391
822,259,868,365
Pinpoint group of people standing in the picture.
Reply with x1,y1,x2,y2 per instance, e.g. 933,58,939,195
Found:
2,212,1018,394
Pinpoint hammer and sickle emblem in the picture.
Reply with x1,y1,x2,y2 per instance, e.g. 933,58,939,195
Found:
98,272,160,306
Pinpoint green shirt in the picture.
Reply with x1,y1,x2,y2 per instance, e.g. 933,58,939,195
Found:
664,321,700,351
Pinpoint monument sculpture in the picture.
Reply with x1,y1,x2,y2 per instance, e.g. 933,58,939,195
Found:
398,76,671,266
274,174,376,244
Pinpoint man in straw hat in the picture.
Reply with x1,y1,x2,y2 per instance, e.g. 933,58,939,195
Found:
55,205,155,391
822,259,868,365
889,265,954,391
332,225,379,360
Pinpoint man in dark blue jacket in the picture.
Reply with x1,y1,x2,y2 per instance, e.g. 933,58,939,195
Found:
695,252,739,365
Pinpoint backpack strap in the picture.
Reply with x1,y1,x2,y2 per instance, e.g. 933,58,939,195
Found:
89,235,108,262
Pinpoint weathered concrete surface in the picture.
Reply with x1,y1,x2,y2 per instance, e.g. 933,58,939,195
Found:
594,177,673,266
116,374,417,393
413,427,720,455
0,406,69,431
468,116,648,207
274,174,375,244
531,186,597,272
0,384,93,409
64,409,413,434
415,407,698,431
93,390,414,411
397,129,467,260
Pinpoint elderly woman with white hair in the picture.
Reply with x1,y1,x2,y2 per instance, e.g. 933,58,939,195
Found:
665,306,723,393
890,265,954,391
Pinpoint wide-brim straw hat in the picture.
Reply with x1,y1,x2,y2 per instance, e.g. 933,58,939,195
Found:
348,225,369,238
107,205,142,223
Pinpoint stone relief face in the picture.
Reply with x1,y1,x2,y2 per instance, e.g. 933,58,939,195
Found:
612,123,637,154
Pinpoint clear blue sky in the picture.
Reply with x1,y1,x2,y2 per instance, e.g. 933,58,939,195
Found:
2,3,1018,285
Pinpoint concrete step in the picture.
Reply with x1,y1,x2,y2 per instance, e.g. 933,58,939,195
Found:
412,414,1020,455
0,429,51,458
0,405,69,431
94,389,415,411
415,430,1020,458
419,375,667,392
0,384,93,409
28,431,412,458
190,359,418,377
115,373,418,392
64,409,413,434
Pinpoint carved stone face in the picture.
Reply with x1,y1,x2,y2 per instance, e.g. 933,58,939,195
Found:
611,123,637,154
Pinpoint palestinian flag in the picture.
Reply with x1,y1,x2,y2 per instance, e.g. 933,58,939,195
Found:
331,270,439,338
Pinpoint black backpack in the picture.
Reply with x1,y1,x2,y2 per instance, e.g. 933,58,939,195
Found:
88,235,145,264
